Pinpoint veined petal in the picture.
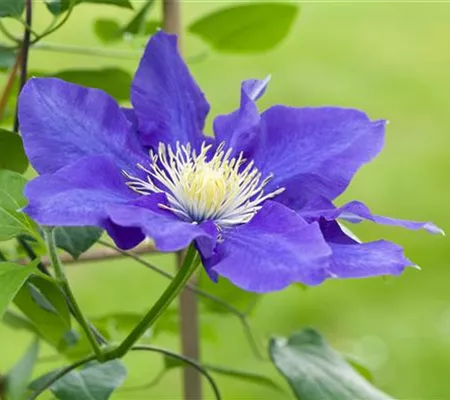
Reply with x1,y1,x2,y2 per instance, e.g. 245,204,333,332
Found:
207,201,332,293
131,31,209,149
320,220,412,278
107,193,218,253
18,78,147,175
213,77,270,157
24,156,137,227
250,106,385,209
302,200,443,235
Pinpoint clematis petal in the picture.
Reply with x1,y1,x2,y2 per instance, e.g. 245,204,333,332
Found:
213,77,270,157
250,106,385,209
131,31,209,149
18,78,146,175
302,200,443,235
206,201,332,293
320,220,412,278
107,193,217,253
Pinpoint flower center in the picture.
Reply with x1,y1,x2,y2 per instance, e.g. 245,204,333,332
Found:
123,142,284,226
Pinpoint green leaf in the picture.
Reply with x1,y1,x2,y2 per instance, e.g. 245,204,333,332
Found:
0,0,25,17
198,269,260,314
51,68,132,101
0,170,38,242
53,226,103,259
94,19,122,43
0,47,16,70
47,360,126,400
90,312,148,341
189,3,299,53
344,354,375,383
14,275,72,349
122,0,156,35
269,328,392,400
6,340,39,400
0,262,35,320
2,310,38,334
0,129,29,174
45,0,132,16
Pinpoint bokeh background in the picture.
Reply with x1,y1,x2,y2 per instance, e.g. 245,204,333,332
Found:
1,1,449,399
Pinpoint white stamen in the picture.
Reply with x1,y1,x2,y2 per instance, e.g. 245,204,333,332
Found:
123,142,285,226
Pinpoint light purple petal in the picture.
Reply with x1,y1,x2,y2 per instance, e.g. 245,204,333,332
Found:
250,106,385,209
207,201,332,293
213,77,269,157
320,219,412,278
302,200,443,235
131,31,209,149
107,193,217,253
18,78,147,175
24,156,137,227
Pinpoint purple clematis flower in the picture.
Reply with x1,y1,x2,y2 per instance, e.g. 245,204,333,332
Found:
18,31,442,293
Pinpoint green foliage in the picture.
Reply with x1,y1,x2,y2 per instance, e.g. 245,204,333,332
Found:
52,68,132,101
269,328,392,400
0,170,38,242
54,226,103,259
14,275,72,349
6,340,39,400
0,47,16,70
2,310,38,334
0,0,25,17
198,270,260,314
189,3,299,53
31,360,127,400
0,262,35,319
122,0,156,35
45,0,133,16
94,19,122,43
0,129,29,174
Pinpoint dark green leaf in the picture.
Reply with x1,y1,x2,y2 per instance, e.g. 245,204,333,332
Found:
53,226,103,259
50,360,126,400
0,262,35,319
0,47,17,70
45,0,132,16
269,328,392,400
2,310,38,334
198,269,260,314
51,68,132,101
122,0,156,35
14,275,72,349
94,19,121,43
6,340,39,400
0,0,25,17
0,170,39,241
0,129,28,173
189,3,299,53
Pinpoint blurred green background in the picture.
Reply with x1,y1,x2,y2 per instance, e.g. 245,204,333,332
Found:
1,2,449,399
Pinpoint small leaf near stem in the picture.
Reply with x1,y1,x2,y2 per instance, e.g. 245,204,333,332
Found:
105,244,200,360
43,227,105,361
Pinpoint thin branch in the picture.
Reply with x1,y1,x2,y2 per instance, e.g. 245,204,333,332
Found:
13,0,32,133
0,51,21,121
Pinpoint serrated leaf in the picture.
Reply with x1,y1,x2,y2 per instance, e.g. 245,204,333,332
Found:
0,0,25,17
14,275,72,349
41,360,127,400
6,340,39,400
269,328,392,400
53,226,103,259
0,170,38,242
0,47,17,70
50,68,132,101
198,269,260,315
0,129,28,174
0,262,35,320
189,3,299,54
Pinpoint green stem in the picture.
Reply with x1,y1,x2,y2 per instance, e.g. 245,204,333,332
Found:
43,228,104,361
106,244,200,360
